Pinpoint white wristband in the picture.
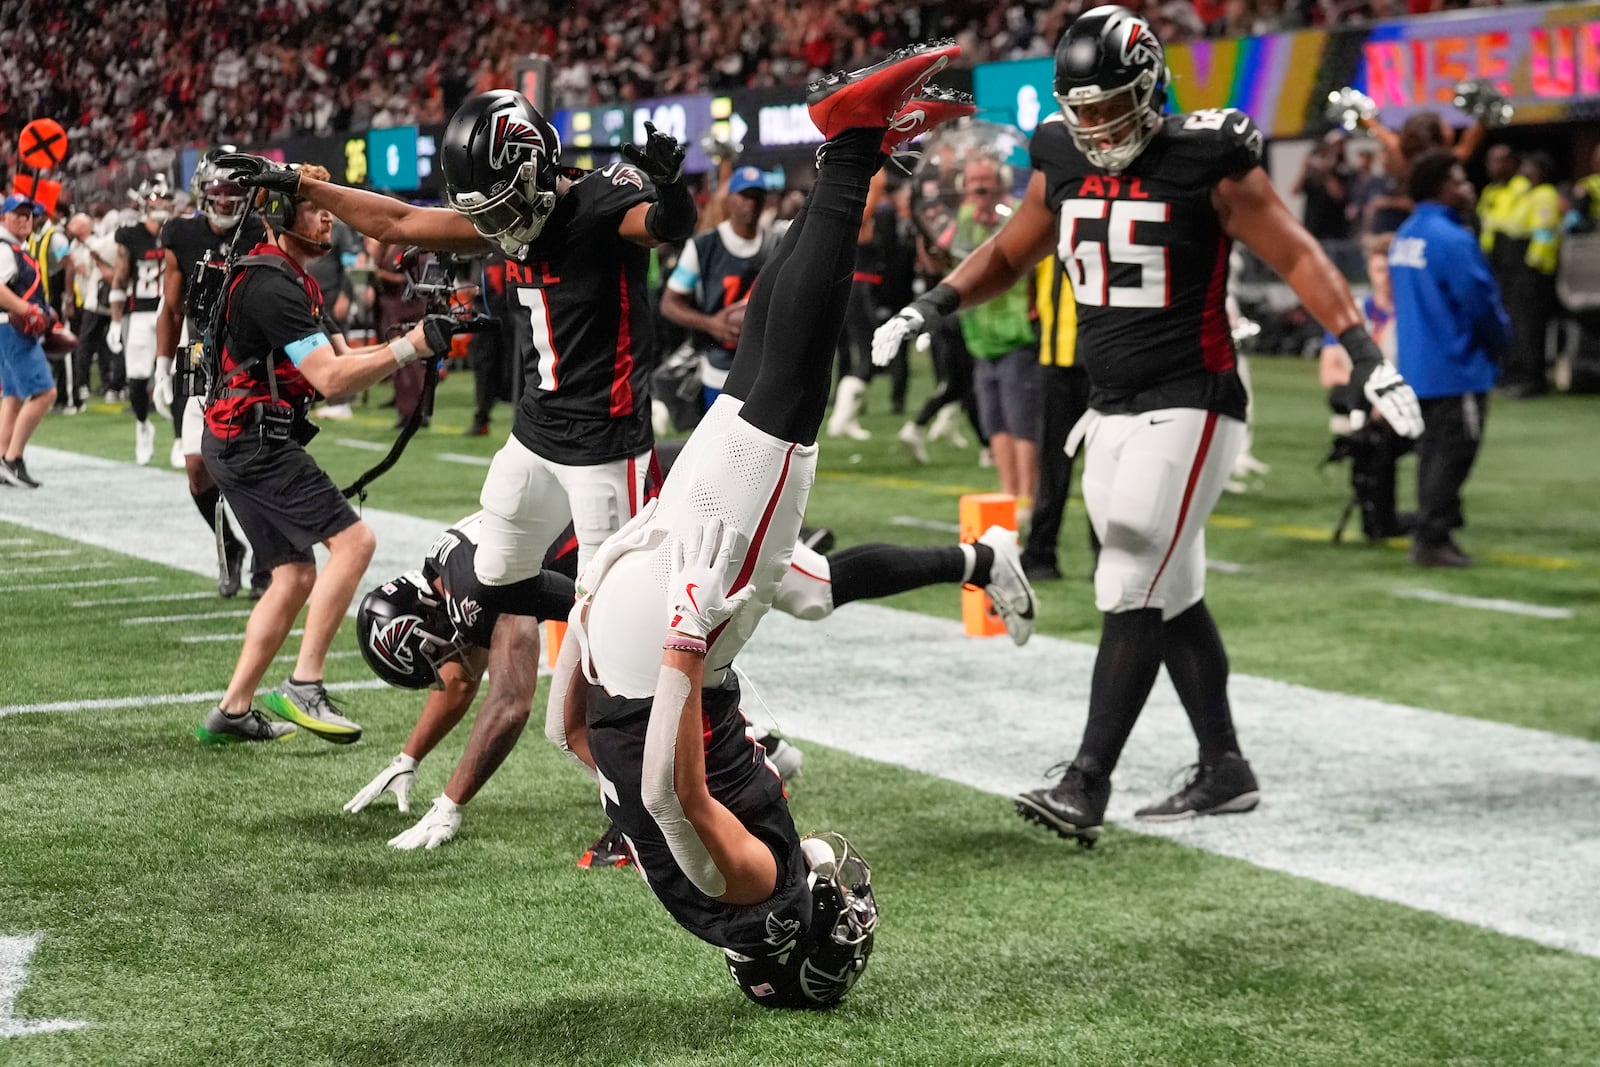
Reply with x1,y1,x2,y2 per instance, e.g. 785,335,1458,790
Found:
390,336,419,367
109,289,127,304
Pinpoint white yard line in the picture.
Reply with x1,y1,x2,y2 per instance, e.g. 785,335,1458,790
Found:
436,452,493,467
181,628,303,644
332,437,391,452
0,561,114,576
0,549,72,559
0,678,389,717
0,576,156,593
1207,559,1247,574
1392,587,1574,620
72,591,216,608
890,515,962,534
0,537,36,546
121,610,253,626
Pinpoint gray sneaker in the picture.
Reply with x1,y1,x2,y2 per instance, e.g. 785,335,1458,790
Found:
194,705,297,745
977,525,1037,646
261,679,363,744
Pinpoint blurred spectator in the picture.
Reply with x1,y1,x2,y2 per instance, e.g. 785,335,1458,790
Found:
1476,144,1526,306
1295,130,1355,275
1500,152,1561,399
1344,147,1387,237
371,237,429,426
1388,151,1509,567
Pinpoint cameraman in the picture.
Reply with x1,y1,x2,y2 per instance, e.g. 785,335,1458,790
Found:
194,167,455,746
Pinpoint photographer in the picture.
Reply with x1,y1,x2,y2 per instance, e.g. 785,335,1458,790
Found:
193,166,456,746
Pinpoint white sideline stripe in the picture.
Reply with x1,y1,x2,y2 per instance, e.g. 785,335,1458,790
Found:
0,678,389,717
333,437,391,453
437,452,492,467
273,649,362,664
890,515,961,533
72,591,215,607
739,608,1600,960
0,537,35,546
0,934,89,1037
181,628,302,644
0,561,114,576
10,445,1600,961
122,609,254,626
0,576,157,593
1208,559,1246,574
0,549,72,559
1392,587,1573,620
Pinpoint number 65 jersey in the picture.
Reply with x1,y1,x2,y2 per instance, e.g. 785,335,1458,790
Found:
1030,108,1263,421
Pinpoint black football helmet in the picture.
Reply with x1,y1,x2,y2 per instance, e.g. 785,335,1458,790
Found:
135,175,174,225
441,90,562,258
1053,6,1169,172
356,572,471,690
724,833,879,1010
193,146,247,231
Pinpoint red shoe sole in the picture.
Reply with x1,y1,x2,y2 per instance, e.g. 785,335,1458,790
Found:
807,41,960,141
882,90,976,154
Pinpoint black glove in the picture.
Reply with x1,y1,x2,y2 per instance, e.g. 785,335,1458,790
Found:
420,314,463,355
622,121,686,187
212,153,301,196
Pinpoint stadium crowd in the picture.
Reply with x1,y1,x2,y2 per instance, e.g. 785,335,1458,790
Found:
0,0,1527,180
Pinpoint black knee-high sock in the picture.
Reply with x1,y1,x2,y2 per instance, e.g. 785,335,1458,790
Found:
723,201,810,403
1074,608,1165,778
1161,600,1239,764
828,542,995,608
739,127,883,445
129,378,151,422
192,485,242,555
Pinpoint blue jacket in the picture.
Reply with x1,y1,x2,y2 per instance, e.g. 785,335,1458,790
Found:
1388,201,1511,399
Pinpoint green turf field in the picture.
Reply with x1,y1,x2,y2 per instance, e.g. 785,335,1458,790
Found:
2,358,1598,1066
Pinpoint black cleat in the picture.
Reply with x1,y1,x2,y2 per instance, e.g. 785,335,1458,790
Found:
1,457,40,489
248,571,272,600
577,821,634,870
1014,763,1110,848
799,525,835,555
1134,753,1260,821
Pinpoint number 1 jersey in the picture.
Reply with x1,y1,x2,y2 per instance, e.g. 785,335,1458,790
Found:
503,163,657,466
1031,109,1263,420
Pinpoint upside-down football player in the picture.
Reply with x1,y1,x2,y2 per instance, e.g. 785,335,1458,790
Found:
542,43,973,1008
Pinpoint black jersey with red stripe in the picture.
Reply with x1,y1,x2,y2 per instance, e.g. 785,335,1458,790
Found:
422,513,575,648
505,162,657,466
1031,109,1262,420
114,223,167,316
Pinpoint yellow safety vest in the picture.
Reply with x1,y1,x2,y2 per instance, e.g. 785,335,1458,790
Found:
1577,174,1600,222
25,220,60,305
1519,182,1562,275
1034,256,1078,368
1477,174,1529,254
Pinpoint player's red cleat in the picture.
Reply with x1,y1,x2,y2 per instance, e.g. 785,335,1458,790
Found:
882,86,977,154
576,820,634,870
807,40,961,141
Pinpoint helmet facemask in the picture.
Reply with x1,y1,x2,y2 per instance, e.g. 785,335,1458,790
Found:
203,180,247,231
448,159,557,259
1056,73,1162,172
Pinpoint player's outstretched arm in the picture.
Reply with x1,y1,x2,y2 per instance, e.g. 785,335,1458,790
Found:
642,521,770,905
438,615,541,809
871,171,1055,367
297,174,486,252
1216,169,1424,438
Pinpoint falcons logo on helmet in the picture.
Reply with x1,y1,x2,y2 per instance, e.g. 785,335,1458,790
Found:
370,614,423,674
489,111,546,171
1119,21,1162,68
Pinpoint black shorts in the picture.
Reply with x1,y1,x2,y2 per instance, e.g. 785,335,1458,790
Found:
201,429,359,571
586,673,811,954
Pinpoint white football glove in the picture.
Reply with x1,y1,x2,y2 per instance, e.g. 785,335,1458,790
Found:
1361,363,1425,439
871,305,925,368
666,519,756,640
344,753,417,814
152,356,175,419
575,497,662,602
388,795,462,850
107,322,125,355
